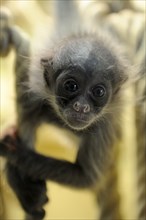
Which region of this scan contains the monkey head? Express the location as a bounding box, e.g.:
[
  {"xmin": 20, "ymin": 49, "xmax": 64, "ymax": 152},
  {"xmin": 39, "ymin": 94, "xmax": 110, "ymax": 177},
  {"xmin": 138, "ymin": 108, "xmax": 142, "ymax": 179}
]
[{"xmin": 39, "ymin": 35, "xmax": 129, "ymax": 130}]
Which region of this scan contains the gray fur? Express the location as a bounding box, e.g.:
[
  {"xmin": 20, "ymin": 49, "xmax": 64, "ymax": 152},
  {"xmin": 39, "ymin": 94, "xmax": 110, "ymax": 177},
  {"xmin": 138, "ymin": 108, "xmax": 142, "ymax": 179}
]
[{"xmin": 0, "ymin": 2, "xmax": 139, "ymax": 220}]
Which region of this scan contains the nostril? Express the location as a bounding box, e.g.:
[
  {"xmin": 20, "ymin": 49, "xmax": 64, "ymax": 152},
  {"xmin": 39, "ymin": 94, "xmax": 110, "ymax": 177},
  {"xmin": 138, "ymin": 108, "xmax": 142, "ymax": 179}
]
[
  {"xmin": 73, "ymin": 101, "xmax": 80, "ymax": 112},
  {"xmin": 83, "ymin": 104, "xmax": 90, "ymax": 113},
  {"xmin": 73, "ymin": 102, "xmax": 90, "ymax": 113}
]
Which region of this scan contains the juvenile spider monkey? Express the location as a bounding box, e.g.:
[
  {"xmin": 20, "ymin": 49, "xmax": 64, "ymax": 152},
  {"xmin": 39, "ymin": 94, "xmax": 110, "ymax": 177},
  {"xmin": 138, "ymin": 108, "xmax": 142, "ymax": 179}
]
[{"xmin": 0, "ymin": 1, "xmax": 138, "ymax": 220}]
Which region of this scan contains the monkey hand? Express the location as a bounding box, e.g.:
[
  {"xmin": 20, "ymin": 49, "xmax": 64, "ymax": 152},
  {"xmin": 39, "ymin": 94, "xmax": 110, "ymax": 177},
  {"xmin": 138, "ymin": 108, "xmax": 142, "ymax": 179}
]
[
  {"xmin": 0, "ymin": 127, "xmax": 47, "ymax": 172},
  {"xmin": 0, "ymin": 127, "xmax": 30, "ymax": 168},
  {"xmin": 0, "ymin": 7, "xmax": 13, "ymax": 57},
  {"xmin": 0, "ymin": 6, "xmax": 29, "ymax": 58},
  {"xmin": 0, "ymin": 126, "xmax": 23, "ymax": 160}
]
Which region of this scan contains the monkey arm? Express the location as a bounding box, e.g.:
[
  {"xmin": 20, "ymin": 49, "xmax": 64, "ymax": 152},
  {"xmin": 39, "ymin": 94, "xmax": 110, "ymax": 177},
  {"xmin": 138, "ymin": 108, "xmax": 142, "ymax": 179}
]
[
  {"xmin": 0, "ymin": 9, "xmax": 37, "ymax": 149},
  {"xmin": 0, "ymin": 134, "xmax": 100, "ymax": 188},
  {"xmin": 15, "ymin": 152, "xmax": 94, "ymax": 188},
  {"xmin": 0, "ymin": 9, "xmax": 49, "ymax": 219}
]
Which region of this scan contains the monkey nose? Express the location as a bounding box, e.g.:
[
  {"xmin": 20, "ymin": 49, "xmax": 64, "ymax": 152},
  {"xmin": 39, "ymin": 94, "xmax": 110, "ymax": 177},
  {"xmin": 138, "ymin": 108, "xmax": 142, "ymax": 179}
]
[{"xmin": 73, "ymin": 101, "xmax": 90, "ymax": 113}]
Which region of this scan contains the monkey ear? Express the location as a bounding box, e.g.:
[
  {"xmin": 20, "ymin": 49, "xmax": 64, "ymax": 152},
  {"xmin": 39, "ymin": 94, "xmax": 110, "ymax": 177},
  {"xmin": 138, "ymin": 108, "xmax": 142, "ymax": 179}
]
[
  {"xmin": 40, "ymin": 58, "xmax": 54, "ymax": 72},
  {"xmin": 40, "ymin": 58, "xmax": 54, "ymax": 87},
  {"xmin": 121, "ymin": 65, "xmax": 140, "ymax": 89},
  {"xmin": 113, "ymin": 75, "xmax": 128, "ymax": 94}
]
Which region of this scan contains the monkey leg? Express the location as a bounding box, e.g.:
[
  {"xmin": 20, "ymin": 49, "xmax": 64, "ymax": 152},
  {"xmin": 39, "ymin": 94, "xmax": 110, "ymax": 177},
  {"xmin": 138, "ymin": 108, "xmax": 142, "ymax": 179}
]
[
  {"xmin": 6, "ymin": 163, "xmax": 48, "ymax": 220},
  {"xmin": 0, "ymin": 132, "xmax": 49, "ymax": 220}
]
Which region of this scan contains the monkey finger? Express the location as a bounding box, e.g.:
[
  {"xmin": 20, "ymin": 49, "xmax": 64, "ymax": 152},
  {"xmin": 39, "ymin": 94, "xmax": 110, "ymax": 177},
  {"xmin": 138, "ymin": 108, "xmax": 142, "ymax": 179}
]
[
  {"xmin": 43, "ymin": 196, "xmax": 49, "ymax": 204},
  {"xmin": 0, "ymin": 137, "xmax": 17, "ymax": 157},
  {"xmin": 0, "ymin": 125, "xmax": 18, "ymax": 140},
  {"xmin": 0, "ymin": 32, "xmax": 11, "ymax": 57},
  {"xmin": 0, "ymin": 130, "xmax": 22, "ymax": 159},
  {"xmin": 27, "ymin": 208, "xmax": 45, "ymax": 220},
  {"xmin": 37, "ymin": 194, "xmax": 49, "ymax": 208},
  {"xmin": 0, "ymin": 141, "xmax": 9, "ymax": 156},
  {"xmin": 31, "ymin": 209, "xmax": 45, "ymax": 220}
]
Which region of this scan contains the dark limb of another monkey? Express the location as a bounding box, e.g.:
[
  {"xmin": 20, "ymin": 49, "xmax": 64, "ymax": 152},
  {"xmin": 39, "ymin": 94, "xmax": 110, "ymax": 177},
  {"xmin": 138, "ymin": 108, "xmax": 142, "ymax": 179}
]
[{"xmin": 0, "ymin": 9, "xmax": 48, "ymax": 220}]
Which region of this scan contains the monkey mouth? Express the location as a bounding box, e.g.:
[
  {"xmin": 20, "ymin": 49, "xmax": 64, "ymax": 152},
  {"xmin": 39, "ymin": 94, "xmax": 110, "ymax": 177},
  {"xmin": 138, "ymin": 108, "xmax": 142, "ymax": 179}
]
[{"xmin": 63, "ymin": 111, "xmax": 92, "ymax": 129}]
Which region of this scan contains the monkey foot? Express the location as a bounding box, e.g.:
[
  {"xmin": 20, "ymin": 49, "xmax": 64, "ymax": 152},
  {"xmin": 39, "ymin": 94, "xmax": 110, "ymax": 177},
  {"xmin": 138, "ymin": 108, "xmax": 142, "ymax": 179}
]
[{"xmin": 6, "ymin": 163, "xmax": 48, "ymax": 220}]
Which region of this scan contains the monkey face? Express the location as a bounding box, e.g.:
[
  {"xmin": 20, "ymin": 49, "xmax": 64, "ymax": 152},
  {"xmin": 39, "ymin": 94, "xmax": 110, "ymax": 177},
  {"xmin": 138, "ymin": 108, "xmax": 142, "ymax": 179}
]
[
  {"xmin": 41, "ymin": 36, "xmax": 128, "ymax": 130},
  {"xmin": 53, "ymin": 65, "xmax": 112, "ymax": 130}
]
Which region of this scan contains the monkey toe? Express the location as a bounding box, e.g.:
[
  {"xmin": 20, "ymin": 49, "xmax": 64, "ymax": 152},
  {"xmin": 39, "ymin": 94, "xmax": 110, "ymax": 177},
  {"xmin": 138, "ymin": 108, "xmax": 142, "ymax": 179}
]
[
  {"xmin": 25, "ymin": 209, "xmax": 45, "ymax": 220},
  {"xmin": 26, "ymin": 208, "xmax": 45, "ymax": 220}
]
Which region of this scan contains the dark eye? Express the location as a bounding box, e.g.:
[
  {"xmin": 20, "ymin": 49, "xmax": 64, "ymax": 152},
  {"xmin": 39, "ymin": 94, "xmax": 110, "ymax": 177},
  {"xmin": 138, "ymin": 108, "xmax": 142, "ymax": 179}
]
[
  {"xmin": 63, "ymin": 79, "xmax": 78, "ymax": 93},
  {"xmin": 92, "ymin": 85, "xmax": 106, "ymax": 98}
]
